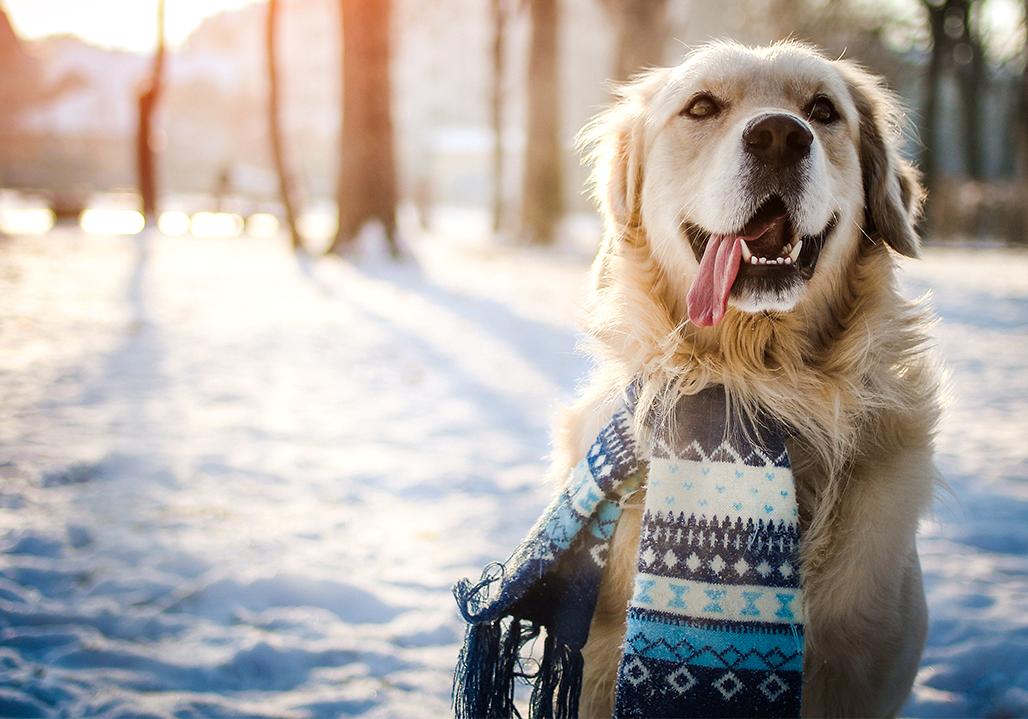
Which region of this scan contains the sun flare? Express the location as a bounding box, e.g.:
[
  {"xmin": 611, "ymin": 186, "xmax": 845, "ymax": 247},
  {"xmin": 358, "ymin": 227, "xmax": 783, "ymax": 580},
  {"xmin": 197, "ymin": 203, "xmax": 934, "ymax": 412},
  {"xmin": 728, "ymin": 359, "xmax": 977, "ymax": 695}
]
[{"xmin": 3, "ymin": 0, "xmax": 263, "ymax": 53}]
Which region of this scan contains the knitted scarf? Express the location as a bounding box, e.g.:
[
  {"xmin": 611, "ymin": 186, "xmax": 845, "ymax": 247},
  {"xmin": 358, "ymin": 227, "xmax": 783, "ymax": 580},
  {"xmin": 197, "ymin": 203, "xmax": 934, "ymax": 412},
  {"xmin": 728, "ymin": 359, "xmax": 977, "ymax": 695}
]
[{"xmin": 452, "ymin": 386, "xmax": 804, "ymax": 718}]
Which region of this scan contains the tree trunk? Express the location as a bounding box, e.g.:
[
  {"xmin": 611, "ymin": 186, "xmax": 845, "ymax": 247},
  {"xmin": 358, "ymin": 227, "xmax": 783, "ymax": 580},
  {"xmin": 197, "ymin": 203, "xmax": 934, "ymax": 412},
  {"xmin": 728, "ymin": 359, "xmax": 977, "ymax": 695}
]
[
  {"xmin": 490, "ymin": 0, "xmax": 508, "ymax": 234},
  {"xmin": 266, "ymin": 0, "xmax": 303, "ymax": 251},
  {"xmin": 521, "ymin": 0, "xmax": 563, "ymax": 245},
  {"xmin": 921, "ymin": 0, "xmax": 946, "ymax": 192},
  {"xmin": 610, "ymin": 0, "xmax": 668, "ymax": 82},
  {"xmin": 1021, "ymin": 0, "xmax": 1028, "ymax": 235},
  {"xmin": 958, "ymin": 0, "xmax": 985, "ymax": 180},
  {"xmin": 136, "ymin": 0, "xmax": 165, "ymax": 226},
  {"xmin": 329, "ymin": 0, "xmax": 399, "ymax": 257}
]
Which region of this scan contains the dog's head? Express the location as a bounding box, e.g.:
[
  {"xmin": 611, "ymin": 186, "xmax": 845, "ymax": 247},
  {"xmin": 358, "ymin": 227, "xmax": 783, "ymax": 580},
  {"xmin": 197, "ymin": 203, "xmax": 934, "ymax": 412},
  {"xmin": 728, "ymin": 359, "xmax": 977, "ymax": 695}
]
[{"xmin": 581, "ymin": 41, "xmax": 923, "ymax": 328}]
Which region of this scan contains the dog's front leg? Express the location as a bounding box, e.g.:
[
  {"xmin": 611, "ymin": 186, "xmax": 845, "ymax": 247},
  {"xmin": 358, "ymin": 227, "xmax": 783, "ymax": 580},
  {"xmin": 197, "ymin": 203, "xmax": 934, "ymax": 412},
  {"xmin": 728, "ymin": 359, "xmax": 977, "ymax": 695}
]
[
  {"xmin": 799, "ymin": 446, "xmax": 934, "ymax": 717},
  {"xmin": 580, "ymin": 502, "xmax": 643, "ymax": 718}
]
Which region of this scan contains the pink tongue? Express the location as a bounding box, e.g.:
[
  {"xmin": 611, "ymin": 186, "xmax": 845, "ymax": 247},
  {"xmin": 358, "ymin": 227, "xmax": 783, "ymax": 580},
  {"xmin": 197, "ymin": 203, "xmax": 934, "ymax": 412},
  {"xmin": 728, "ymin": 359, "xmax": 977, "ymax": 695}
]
[{"xmin": 687, "ymin": 235, "xmax": 744, "ymax": 327}]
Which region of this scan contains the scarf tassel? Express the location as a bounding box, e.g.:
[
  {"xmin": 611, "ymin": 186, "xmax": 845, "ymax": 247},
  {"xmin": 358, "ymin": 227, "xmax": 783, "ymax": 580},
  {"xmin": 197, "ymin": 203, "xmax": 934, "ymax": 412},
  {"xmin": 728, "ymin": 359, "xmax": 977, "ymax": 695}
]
[
  {"xmin": 452, "ymin": 569, "xmax": 522, "ymax": 719},
  {"xmin": 452, "ymin": 618, "xmax": 498, "ymax": 718},
  {"xmin": 452, "ymin": 618, "xmax": 583, "ymax": 719},
  {"xmin": 529, "ymin": 632, "xmax": 583, "ymax": 719}
]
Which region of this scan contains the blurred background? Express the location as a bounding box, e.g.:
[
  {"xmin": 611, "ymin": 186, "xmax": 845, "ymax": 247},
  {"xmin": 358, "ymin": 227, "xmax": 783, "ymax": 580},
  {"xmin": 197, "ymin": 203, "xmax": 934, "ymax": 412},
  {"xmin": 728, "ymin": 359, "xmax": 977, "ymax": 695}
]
[{"xmin": 0, "ymin": 1, "xmax": 1025, "ymax": 718}]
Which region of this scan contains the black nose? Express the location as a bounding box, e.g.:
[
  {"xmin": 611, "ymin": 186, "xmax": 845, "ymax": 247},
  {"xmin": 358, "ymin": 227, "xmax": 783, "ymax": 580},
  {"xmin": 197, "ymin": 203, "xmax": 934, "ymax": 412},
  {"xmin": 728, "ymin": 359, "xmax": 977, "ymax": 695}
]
[{"xmin": 742, "ymin": 113, "xmax": 813, "ymax": 168}]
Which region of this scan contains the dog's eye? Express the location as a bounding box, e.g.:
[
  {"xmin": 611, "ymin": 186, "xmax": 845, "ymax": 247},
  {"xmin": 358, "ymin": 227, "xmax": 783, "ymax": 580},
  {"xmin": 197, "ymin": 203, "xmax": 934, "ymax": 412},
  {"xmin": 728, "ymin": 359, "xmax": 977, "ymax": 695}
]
[
  {"xmin": 806, "ymin": 95, "xmax": 838, "ymax": 124},
  {"xmin": 682, "ymin": 94, "xmax": 721, "ymax": 119}
]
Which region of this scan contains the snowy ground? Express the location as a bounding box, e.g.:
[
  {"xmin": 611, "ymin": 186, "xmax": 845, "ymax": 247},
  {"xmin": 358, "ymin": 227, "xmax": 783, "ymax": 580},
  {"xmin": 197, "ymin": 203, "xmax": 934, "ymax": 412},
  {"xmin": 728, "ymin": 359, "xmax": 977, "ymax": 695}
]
[{"xmin": 0, "ymin": 217, "xmax": 1025, "ymax": 718}]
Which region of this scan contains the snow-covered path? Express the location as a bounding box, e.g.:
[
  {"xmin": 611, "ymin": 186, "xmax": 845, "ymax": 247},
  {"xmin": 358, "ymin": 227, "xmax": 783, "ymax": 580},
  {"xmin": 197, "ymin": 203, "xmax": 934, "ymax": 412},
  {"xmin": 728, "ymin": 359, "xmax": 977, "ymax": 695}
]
[{"xmin": 0, "ymin": 225, "xmax": 1025, "ymax": 718}]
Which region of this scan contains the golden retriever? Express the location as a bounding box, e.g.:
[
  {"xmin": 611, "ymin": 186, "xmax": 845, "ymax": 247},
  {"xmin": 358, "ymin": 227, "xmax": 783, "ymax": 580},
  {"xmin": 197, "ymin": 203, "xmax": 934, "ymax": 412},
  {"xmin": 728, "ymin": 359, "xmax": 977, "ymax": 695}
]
[{"xmin": 549, "ymin": 41, "xmax": 940, "ymax": 717}]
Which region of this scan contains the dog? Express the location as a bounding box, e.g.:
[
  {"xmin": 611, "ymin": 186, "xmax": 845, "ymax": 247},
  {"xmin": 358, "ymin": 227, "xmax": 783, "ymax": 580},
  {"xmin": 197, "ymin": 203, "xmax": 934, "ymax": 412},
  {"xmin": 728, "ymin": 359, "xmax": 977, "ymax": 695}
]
[{"xmin": 547, "ymin": 41, "xmax": 940, "ymax": 717}]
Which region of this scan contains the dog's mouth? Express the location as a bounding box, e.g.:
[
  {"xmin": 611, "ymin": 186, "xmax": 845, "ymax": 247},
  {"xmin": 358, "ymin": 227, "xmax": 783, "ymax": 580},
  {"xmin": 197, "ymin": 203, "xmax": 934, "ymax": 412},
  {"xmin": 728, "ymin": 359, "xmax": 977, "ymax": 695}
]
[{"xmin": 682, "ymin": 195, "xmax": 837, "ymax": 327}]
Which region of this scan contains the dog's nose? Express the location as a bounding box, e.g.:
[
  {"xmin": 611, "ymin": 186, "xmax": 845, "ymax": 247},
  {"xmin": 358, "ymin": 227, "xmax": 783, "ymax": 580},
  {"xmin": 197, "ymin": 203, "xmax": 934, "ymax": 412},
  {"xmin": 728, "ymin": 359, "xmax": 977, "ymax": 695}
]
[{"xmin": 742, "ymin": 113, "xmax": 813, "ymax": 167}]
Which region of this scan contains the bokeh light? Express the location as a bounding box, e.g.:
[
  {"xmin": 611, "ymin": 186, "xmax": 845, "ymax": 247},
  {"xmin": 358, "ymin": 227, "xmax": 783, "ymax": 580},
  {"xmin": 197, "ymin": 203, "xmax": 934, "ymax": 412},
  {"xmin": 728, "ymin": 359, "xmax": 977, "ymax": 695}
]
[
  {"xmin": 245, "ymin": 212, "xmax": 280, "ymax": 238},
  {"xmin": 0, "ymin": 207, "xmax": 55, "ymax": 235},
  {"xmin": 190, "ymin": 211, "xmax": 244, "ymax": 238},
  {"xmin": 158, "ymin": 210, "xmax": 192, "ymax": 236},
  {"xmin": 79, "ymin": 208, "xmax": 145, "ymax": 236}
]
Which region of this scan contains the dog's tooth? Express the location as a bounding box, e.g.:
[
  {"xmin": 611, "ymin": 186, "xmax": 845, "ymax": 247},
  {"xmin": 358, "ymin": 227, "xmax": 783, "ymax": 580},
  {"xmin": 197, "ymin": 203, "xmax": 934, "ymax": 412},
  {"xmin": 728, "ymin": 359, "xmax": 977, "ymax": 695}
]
[
  {"xmin": 784, "ymin": 257, "xmax": 792, "ymax": 265},
  {"xmin": 776, "ymin": 257, "xmax": 784, "ymax": 264},
  {"xmin": 788, "ymin": 240, "xmax": 803, "ymax": 262},
  {"xmin": 750, "ymin": 256, "xmax": 759, "ymax": 265},
  {"xmin": 740, "ymin": 241, "xmax": 752, "ymax": 261},
  {"xmin": 759, "ymin": 257, "xmax": 767, "ymax": 265}
]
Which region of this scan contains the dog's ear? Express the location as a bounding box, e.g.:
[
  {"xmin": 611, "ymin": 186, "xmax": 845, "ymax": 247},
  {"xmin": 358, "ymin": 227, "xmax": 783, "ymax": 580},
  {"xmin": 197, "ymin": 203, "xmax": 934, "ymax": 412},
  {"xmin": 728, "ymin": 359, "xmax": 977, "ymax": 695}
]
[
  {"xmin": 577, "ymin": 69, "xmax": 667, "ymax": 234},
  {"xmin": 840, "ymin": 62, "xmax": 925, "ymax": 258}
]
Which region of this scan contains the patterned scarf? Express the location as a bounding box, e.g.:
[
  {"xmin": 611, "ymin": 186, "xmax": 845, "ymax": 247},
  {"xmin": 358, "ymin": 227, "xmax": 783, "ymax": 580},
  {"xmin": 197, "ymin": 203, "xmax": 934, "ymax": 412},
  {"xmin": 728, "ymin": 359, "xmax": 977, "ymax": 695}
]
[{"xmin": 452, "ymin": 386, "xmax": 804, "ymax": 718}]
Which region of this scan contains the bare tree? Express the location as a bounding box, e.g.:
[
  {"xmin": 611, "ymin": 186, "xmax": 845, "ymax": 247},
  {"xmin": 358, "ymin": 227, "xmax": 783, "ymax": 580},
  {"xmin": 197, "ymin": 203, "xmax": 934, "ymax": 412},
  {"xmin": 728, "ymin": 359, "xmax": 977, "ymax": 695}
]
[
  {"xmin": 490, "ymin": 0, "xmax": 509, "ymax": 234},
  {"xmin": 956, "ymin": 0, "xmax": 986, "ymax": 180},
  {"xmin": 921, "ymin": 0, "xmax": 987, "ymax": 186},
  {"xmin": 1020, "ymin": 0, "xmax": 1028, "ymax": 230},
  {"xmin": 921, "ymin": 0, "xmax": 947, "ymax": 190},
  {"xmin": 602, "ymin": 0, "xmax": 669, "ymax": 82},
  {"xmin": 329, "ymin": 0, "xmax": 400, "ymax": 257},
  {"xmin": 136, "ymin": 0, "xmax": 166, "ymax": 226},
  {"xmin": 521, "ymin": 0, "xmax": 562, "ymax": 245},
  {"xmin": 266, "ymin": 0, "xmax": 303, "ymax": 250}
]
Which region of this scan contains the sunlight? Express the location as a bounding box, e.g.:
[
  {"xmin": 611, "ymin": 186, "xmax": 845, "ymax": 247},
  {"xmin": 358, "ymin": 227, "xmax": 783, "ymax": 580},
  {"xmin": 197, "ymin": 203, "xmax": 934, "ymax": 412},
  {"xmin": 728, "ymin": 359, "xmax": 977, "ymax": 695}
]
[
  {"xmin": 158, "ymin": 210, "xmax": 192, "ymax": 236},
  {"xmin": 0, "ymin": 207, "xmax": 55, "ymax": 236},
  {"xmin": 191, "ymin": 211, "xmax": 244, "ymax": 238},
  {"xmin": 79, "ymin": 209, "xmax": 146, "ymax": 236},
  {"xmin": 246, "ymin": 213, "xmax": 280, "ymax": 238},
  {"xmin": 3, "ymin": 0, "xmax": 264, "ymax": 53},
  {"xmin": 297, "ymin": 210, "xmax": 338, "ymax": 245}
]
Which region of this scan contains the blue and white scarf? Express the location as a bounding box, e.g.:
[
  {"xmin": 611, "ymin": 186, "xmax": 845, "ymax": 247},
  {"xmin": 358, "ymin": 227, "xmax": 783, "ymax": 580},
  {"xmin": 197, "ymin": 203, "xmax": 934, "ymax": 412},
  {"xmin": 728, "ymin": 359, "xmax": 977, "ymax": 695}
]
[{"xmin": 452, "ymin": 386, "xmax": 804, "ymax": 718}]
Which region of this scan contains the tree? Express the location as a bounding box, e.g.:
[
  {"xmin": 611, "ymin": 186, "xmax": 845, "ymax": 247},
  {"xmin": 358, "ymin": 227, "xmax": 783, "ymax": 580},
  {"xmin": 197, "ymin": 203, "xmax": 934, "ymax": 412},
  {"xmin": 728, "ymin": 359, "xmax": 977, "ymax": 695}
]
[
  {"xmin": 329, "ymin": 0, "xmax": 400, "ymax": 257},
  {"xmin": 921, "ymin": 0, "xmax": 947, "ymax": 190},
  {"xmin": 955, "ymin": 0, "xmax": 986, "ymax": 180},
  {"xmin": 490, "ymin": 0, "xmax": 509, "ymax": 234},
  {"xmin": 920, "ymin": 0, "xmax": 987, "ymax": 187},
  {"xmin": 521, "ymin": 0, "xmax": 563, "ymax": 245},
  {"xmin": 1020, "ymin": 0, "xmax": 1028, "ymax": 230},
  {"xmin": 136, "ymin": 0, "xmax": 166, "ymax": 226},
  {"xmin": 266, "ymin": 0, "xmax": 303, "ymax": 250},
  {"xmin": 602, "ymin": 0, "xmax": 669, "ymax": 82}
]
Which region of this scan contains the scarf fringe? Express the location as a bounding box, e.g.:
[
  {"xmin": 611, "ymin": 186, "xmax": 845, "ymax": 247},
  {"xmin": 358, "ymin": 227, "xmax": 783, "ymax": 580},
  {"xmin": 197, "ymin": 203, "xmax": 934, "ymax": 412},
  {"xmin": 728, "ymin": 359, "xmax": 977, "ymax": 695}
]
[
  {"xmin": 453, "ymin": 570, "xmax": 512, "ymax": 718},
  {"xmin": 452, "ymin": 618, "xmax": 583, "ymax": 719},
  {"xmin": 529, "ymin": 632, "xmax": 583, "ymax": 719},
  {"xmin": 453, "ymin": 573, "xmax": 583, "ymax": 719},
  {"xmin": 452, "ymin": 618, "xmax": 506, "ymax": 718}
]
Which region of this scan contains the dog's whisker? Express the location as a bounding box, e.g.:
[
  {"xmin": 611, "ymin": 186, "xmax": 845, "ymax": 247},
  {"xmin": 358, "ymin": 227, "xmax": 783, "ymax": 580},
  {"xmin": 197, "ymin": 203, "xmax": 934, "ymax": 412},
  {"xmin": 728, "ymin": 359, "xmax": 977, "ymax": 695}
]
[{"xmin": 850, "ymin": 216, "xmax": 877, "ymax": 245}]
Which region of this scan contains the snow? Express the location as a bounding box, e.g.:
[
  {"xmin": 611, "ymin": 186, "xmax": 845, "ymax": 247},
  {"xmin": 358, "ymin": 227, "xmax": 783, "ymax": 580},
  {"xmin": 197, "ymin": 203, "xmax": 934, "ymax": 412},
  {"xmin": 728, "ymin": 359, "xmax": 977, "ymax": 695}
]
[{"xmin": 0, "ymin": 220, "xmax": 1025, "ymax": 718}]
